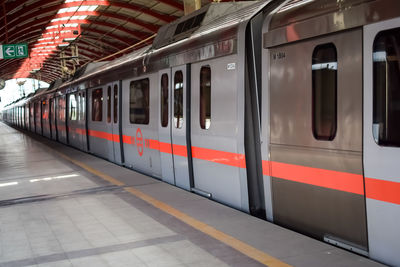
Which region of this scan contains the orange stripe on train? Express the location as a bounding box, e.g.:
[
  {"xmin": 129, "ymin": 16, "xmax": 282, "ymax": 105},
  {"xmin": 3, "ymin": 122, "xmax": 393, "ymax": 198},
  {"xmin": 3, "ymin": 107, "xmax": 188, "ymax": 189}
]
[
  {"xmin": 365, "ymin": 178, "xmax": 400, "ymax": 205},
  {"xmin": 191, "ymin": 146, "xmax": 246, "ymax": 168},
  {"xmin": 269, "ymin": 161, "xmax": 365, "ymax": 195},
  {"xmin": 53, "ymin": 127, "xmax": 400, "ymax": 205}
]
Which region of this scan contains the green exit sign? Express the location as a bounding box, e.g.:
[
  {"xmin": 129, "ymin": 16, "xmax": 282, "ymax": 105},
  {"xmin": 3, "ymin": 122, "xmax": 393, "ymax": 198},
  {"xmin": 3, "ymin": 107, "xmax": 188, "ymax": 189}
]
[{"xmin": 0, "ymin": 43, "xmax": 28, "ymax": 59}]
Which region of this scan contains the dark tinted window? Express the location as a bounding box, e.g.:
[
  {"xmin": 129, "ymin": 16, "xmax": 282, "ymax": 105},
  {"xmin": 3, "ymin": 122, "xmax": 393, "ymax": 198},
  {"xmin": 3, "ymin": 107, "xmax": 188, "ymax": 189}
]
[
  {"xmin": 174, "ymin": 71, "xmax": 183, "ymax": 129},
  {"xmin": 312, "ymin": 43, "xmax": 337, "ymax": 141},
  {"xmin": 58, "ymin": 97, "xmax": 66, "ymax": 122},
  {"xmin": 69, "ymin": 94, "xmax": 77, "ymax": 121},
  {"xmin": 130, "ymin": 79, "xmax": 149, "ymax": 124},
  {"xmin": 114, "ymin": 85, "xmax": 118, "ymax": 123},
  {"xmin": 92, "ymin": 89, "xmax": 103, "ymax": 122},
  {"xmin": 200, "ymin": 66, "xmax": 211, "ymax": 130},
  {"xmin": 373, "ymin": 28, "xmax": 400, "ymax": 147},
  {"xmin": 161, "ymin": 74, "xmax": 169, "ymax": 127},
  {"xmin": 107, "ymin": 86, "xmax": 111, "ymax": 123}
]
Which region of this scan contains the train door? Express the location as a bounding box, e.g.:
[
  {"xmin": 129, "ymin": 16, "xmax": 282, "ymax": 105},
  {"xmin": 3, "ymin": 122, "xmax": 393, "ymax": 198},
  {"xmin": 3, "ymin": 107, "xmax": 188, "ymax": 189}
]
[
  {"xmin": 21, "ymin": 106, "xmax": 25, "ymax": 129},
  {"xmin": 78, "ymin": 91, "xmax": 88, "ymax": 151},
  {"xmin": 42, "ymin": 99, "xmax": 51, "ymax": 138},
  {"xmin": 268, "ymin": 29, "xmax": 368, "ymax": 253},
  {"xmin": 67, "ymin": 93, "xmax": 80, "ymax": 148},
  {"xmin": 363, "ymin": 20, "xmax": 400, "ymax": 265},
  {"xmin": 29, "ymin": 103, "xmax": 35, "ymax": 132},
  {"xmin": 50, "ymin": 98, "xmax": 57, "ymax": 140},
  {"xmin": 105, "ymin": 82, "xmax": 122, "ymax": 164},
  {"xmin": 171, "ymin": 65, "xmax": 192, "ymax": 190},
  {"xmin": 158, "ymin": 69, "xmax": 175, "ymax": 185},
  {"xmin": 190, "ymin": 58, "xmax": 248, "ymax": 209},
  {"xmin": 88, "ymin": 87, "xmax": 109, "ymax": 158},
  {"xmin": 25, "ymin": 104, "xmax": 29, "ymax": 130},
  {"xmin": 57, "ymin": 96, "xmax": 68, "ymax": 144},
  {"xmin": 35, "ymin": 101, "xmax": 42, "ymax": 135}
]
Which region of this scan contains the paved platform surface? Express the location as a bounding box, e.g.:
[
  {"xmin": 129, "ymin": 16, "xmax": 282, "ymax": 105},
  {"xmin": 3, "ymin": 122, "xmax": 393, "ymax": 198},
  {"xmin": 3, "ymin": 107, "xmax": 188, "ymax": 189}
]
[{"xmin": 0, "ymin": 122, "xmax": 386, "ymax": 267}]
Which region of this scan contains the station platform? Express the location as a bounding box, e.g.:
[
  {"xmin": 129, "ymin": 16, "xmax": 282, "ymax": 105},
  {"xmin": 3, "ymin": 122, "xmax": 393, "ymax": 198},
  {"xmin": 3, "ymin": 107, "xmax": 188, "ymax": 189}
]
[{"xmin": 0, "ymin": 122, "xmax": 385, "ymax": 267}]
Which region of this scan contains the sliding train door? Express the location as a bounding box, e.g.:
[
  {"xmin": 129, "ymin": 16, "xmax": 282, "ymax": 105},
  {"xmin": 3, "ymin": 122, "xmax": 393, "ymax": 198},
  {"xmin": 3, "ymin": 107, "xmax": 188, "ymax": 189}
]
[
  {"xmin": 363, "ymin": 19, "xmax": 400, "ymax": 265},
  {"xmin": 158, "ymin": 69, "xmax": 175, "ymax": 185},
  {"xmin": 190, "ymin": 57, "xmax": 248, "ymax": 210},
  {"xmin": 170, "ymin": 65, "xmax": 192, "ymax": 190},
  {"xmin": 105, "ymin": 81, "xmax": 122, "ymax": 164},
  {"xmin": 268, "ymin": 29, "xmax": 368, "ymax": 253}
]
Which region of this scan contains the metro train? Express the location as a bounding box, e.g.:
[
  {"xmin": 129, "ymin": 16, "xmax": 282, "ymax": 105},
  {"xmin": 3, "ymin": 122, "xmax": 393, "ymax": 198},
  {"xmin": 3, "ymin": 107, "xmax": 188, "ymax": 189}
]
[{"xmin": 2, "ymin": 0, "xmax": 400, "ymax": 265}]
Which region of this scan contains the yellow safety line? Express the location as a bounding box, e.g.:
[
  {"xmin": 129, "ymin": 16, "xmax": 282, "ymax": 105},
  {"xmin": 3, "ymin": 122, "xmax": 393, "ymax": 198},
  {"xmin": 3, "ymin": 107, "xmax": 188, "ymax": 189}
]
[{"xmin": 53, "ymin": 148, "xmax": 291, "ymax": 267}]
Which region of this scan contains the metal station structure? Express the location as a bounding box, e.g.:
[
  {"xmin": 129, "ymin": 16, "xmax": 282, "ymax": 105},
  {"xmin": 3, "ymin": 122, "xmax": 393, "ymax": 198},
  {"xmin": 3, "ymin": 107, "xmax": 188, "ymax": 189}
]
[{"xmin": 0, "ymin": 0, "xmax": 218, "ymax": 83}]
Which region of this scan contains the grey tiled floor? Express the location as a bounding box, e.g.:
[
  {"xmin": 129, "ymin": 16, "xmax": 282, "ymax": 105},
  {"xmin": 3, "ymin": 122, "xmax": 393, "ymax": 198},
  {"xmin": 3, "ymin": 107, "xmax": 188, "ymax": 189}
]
[
  {"xmin": 0, "ymin": 123, "xmax": 386, "ymax": 267},
  {"xmin": 0, "ymin": 124, "xmax": 257, "ymax": 267}
]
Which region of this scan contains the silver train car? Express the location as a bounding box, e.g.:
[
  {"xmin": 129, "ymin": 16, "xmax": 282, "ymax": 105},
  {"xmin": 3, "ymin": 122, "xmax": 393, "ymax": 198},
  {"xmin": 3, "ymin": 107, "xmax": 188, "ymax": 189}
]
[{"xmin": 3, "ymin": 0, "xmax": 400, "ymax": 265}]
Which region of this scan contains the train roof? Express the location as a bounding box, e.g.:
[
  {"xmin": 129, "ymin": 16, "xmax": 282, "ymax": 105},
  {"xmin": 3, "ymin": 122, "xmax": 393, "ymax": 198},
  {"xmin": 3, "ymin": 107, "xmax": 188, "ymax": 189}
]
[
  {"xmin": 265, "ymin": 0, "xmax": 400, "ymax": 47},
  {"xmin": 58, "ymin": 0, "xmax": 274, "ymax": 89}
]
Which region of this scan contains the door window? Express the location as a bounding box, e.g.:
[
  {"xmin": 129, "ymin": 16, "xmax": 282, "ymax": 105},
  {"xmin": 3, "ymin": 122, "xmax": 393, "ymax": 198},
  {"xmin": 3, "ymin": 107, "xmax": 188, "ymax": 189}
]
[
  {"xmin": 107, "ymin": 86, "xmax": 111, "ymax": 123},
  {"xmin": 200, "ymin": 66, "xmax": 211, "ymax": 130},
  {"xmin": 114, "ymin": 85, "xmax": 118, "ymax": 123},
  {"xmin": 161, "ymin": 74, "xmax": 169, "ymax": 127},
  {"xmin": 130, "ymin": 78, "xmax": 149, "ymax": 124},
  {"xmin": 312, "ymin": 43, "xmax": 337, "ymax": 141},
  {"xmin": 92, "ymin": 89, "xmax": 103, "ymax": 122},
  {"xmin": 373, "ymin": 27, "xmax": 400, "ymax": 146},
  {"xmin": 69, "ymin": 94, "xmax": 77, "ymax": 121},
  {"xmin": 174, "ymin": 71, "xmax": 183, "ymax": 129}
]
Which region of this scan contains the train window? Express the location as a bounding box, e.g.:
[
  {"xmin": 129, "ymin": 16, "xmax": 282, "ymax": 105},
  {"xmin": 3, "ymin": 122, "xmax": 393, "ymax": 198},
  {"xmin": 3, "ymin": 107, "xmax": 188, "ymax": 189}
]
[
  {"xmin": 92, "ymin": 89, "xmax": 103, "ymax": 122},
  {"xmin": 69, "ymin": 94, "xmax": 77, "ymax": 121},
  {"xmin": 161, "ymin": 74, "xmax": 169, "ymax": 127},
  {"xmin": 81, "ymin": 93, "xmax": 85, "ymax": 121},
  {"xmin": 130, "ymin": 78, "xmax": 149, "ymax": 124},
  {"xmin": 373, "ymin": 28, "xmax": 400, "ymax": 147},
  {"xmin": 113, "ymin": 85, "xmax": 118, "ymax": 123},
  {"xmin": 107, "ymin": 86, "xmax": 111, "ymax": 123},
  {"xmin": 200, "ymin": 66, "xmax": 211, "ymax": 130},
  {"xmin": 174, "ymin": 71, "xmax": 184, "ymax": 129},
  {"xmin": 77, "ymin": 94, "xmax": 82, "ymax": 121},
  {"xmin": 312, "ymin": 43, "xmax": 337, "ymax": 141}
]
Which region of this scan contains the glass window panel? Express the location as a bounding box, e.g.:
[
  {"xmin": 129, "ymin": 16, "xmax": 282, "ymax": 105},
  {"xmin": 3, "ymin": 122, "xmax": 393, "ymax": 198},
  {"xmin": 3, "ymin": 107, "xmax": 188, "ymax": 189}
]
[
  {"xmin": 92, "ymin": 88, "xmax": 103, "ymax": 122},
  {"xmin": 69, "ymin": 94, "xmax": 77, "ymax": 121},
  {"xmin": 114, "ymin": 85, "xmax": 118, "ymax": 123},
  {"xmin": 200, "ymin": 66, "xmax": 211, "ymax": 130},
  {"xmin": 107, "ymin": 86, "xmax": 111, "ymax": 123},
  {"xmin": 174, "ymin": 71, "xmax": 183, "ymax": 129},
  {"xmin": 161, "ymin": 74, "xmax": 169, "ymax": 127},
  {"xmin": 130, "ymin": 79, "xmax": 149, "ymax": 124},
  {"xmin": 312, "ymin": 43, "xmax": 337, "ymax": 141},
  {"xmin": 373, "ymin": 28, "xmax": 400, "ymax": 147}
]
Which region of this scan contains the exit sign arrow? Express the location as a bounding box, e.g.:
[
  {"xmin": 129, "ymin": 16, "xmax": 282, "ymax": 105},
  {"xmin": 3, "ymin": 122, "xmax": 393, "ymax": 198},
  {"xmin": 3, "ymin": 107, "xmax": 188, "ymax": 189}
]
[
  {"xmin": 5, "ymin": 46, "xmax": 15, "ymax": 57},
  {"xmin": 0, "ymin": 43, "xmax": 28, "ymax": 59}
]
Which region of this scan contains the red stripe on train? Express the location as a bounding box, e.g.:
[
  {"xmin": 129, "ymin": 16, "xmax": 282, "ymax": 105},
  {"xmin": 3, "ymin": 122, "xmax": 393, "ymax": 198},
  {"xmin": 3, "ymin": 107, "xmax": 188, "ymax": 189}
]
[
  {"xmin": 268, "ymin": 161, "xmax": 365, "ymax": 195},
  {"xmin": 191, "ymin": 146, "xmax": 246, "ymax": 168},
  {"xmin": 54, "ymin": 127, "xmax": 400, "ymax": 205},
  {"xmin": 365, "ymin": 178, "xmax": 400, "ymax": 205}
]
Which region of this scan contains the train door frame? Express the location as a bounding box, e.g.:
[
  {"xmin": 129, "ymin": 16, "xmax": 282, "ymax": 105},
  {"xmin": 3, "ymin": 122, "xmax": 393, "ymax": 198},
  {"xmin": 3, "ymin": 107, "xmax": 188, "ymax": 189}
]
[
  {"xmin": 67, "ymin": 92, "xmax": 79, "ymax": 148},
  {"xmin": 158, "ymin": 68, "xmax": 175, "ymax": 185},
  {"xmin": 267, "ymin": 28, "xmax": 368, "ymax": 253},
  {"xmin": 25, "ymin": 104, "xmax": 29, "ymax": 130},
  {"xmin": 48, "ymin": 97, "xmax": 53, "ymax": 138},
  {"xmin": 49, "ymin": 97, "xmax": 58, "ymax": 141},
  {"xmin": 105, "ymin": 81, "xmax": 122, "ymax": 164},
  {"xmin": 363, "ymin": 18, "xmax": 400, "ymax": 265},
  {"xmin": 171, "ymin": 64, "xmax": 193, "ymax": 190},
  {"xmin": 30, "ymin": 102, "xmax": 35, "ymax": 132},
  {"xmin": 78, "ymin": 90, "xmax": 88, "ymax": 152}
]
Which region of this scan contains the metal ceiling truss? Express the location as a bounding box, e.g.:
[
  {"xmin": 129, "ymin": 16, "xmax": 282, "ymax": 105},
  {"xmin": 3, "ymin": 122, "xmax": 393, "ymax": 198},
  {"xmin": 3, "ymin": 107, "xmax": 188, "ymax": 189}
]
[{"xmin": 0, "ymin": 0, "xmax": 185, "ymax": 82}]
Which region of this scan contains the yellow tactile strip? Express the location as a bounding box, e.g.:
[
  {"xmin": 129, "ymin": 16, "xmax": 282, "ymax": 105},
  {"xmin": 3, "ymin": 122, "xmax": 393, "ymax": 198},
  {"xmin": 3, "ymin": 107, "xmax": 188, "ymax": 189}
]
[{"xmin": 54, "ymin": 148, "xmax": 291, "ymax": 267}]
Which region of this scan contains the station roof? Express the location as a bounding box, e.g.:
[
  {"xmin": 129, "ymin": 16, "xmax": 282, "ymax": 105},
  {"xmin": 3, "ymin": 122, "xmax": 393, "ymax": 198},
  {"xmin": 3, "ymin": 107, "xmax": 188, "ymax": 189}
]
[{"xmin": 0, "ymin": 0, "xmax": 185, "ymax": 83}]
